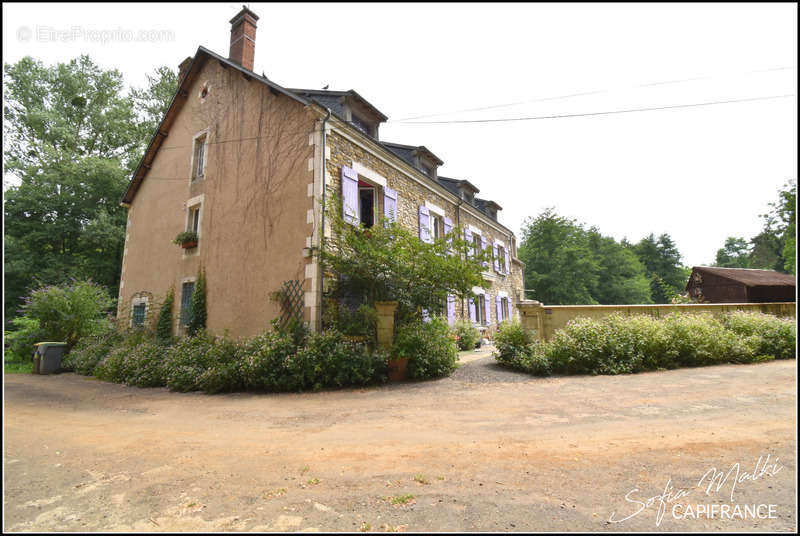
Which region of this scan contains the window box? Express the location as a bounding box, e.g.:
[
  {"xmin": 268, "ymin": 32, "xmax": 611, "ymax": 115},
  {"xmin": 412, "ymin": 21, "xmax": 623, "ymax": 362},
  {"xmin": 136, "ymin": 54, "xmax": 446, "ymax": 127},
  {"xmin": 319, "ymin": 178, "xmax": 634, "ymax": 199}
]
[{"xmin": 173, "ymin": 231, "xmax": 199, "ymax": 249}]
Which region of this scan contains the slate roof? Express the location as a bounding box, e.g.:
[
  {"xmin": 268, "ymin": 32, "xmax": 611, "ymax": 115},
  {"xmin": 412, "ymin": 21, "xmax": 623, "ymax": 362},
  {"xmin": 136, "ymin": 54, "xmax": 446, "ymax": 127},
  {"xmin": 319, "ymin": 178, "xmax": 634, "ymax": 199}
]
[{"xmin": 689, "ymin": 267, "xmax": 796, "ymax": 287}]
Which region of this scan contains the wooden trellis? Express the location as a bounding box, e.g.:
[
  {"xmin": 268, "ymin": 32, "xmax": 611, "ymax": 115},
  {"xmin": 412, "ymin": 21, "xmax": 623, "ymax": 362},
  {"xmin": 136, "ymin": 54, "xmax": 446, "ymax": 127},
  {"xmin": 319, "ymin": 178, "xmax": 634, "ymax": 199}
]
[{"xmin": 277, "ymin": 279, "xmax": 304, "ymax": 329}]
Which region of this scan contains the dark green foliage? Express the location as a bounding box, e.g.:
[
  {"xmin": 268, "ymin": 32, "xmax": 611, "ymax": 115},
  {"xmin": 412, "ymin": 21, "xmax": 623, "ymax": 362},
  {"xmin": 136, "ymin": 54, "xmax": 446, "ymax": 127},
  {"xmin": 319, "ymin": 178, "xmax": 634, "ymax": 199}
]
[
  {"xmin": 518, "ymin": 209, "xmax": 652, "ymax": 305},
  {"xmin": 21, "ymin": 280, "xmax": 114, "ymax": 350},
  {"xmin": 162, "ymin": 330, "xmax": 217, "ymax": 392},
  {"xmin": 393, "ymin": 317, "xmax": 458, "ymax": 379},
  {"xmin": 187, "ymin": 269, "xmax": 207, "ymax": 337},
  {"xmin": 321, "ymin": 193, "xmax": 488, "ymax": 325},
  {"xmin": 156, "ymin": 288, "xmax": 174, "ymax": 344},
  {"xmin": 452, "ymin": 320, "xmax": 480, "ymax": 351},
  {"xmin": 62, "ymin": 327, "xmax": 123, "ymax": 375},
  {"xmin": 3, "ymin": 56, "xmax": 176, "ymax": 327},
  {"xmin": 493, "ymin": 312, "xmax": 795, "ymax": 377},
  {"xmin": 631, "ymin": 234, "xmax": 687, "ymax": 303},
  {"xmin": 286, "ymin": 331, "xmax": 388, "ymax": 391},
  {"xmin": 238, "ymin": 331, "xmax": 300, "ymax": 391},
  {"xmin": 715, "ymin": 237, "xmax": 751, "ymax": 268},
  {"xmin": 3, "ymin": 316, "xmax": 45, "ymax": 363},
  {"xmin": 122, "ymin": 341, "xmax": 169, "ymax": 387}
]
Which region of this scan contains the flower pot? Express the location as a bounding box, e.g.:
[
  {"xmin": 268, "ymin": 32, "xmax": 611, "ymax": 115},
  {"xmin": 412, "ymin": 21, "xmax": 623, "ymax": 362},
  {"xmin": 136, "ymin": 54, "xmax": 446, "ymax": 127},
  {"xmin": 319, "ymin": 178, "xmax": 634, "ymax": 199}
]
[
  {"xmin": 387, "ymin": 357, "xmax": 409, "ymax": 381},
  {"xmin": 181, "ymin": 240, "xmax": 198, "ymax": 249}
]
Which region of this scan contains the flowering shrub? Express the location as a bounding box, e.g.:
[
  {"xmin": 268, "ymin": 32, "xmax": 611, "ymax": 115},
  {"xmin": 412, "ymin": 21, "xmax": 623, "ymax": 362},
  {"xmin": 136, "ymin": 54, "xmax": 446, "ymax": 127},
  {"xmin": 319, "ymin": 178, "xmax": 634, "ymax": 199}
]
[
  {"xmin": 452, "ymin": 320, "xmax": 480, "ymax": 351},
  {"xmin": 393, "ymin": 317, "xmax": 458, "ymax": 379},
  {"xmin": 63, "ymin": 327, "xmax": 123, "ymax": 375},
  {"xmin": 494, "ymin": 312, "xmax": 796, "ymax": 377}
]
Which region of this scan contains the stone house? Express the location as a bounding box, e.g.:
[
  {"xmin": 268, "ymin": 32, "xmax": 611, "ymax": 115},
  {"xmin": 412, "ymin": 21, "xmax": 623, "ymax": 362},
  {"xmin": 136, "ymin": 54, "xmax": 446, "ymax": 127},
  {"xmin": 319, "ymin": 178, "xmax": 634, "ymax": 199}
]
[{"xmin": 118, "ymin": 7, "xmax": 524, "ymax": 338}]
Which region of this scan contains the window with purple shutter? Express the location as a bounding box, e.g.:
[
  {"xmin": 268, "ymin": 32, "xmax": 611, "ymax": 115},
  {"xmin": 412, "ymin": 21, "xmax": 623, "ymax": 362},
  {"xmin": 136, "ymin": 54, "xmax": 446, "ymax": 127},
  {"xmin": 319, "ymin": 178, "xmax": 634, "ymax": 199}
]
[
  {"xmin": 341, "ymin": 166, "xmax": 359, "ymax": 225},
  {"xmin": 504, "ymin": 249, "xmax": 510, "ymax": 274},
  {"xmin": 418, "ymin": 205, "xmax": 431, "ymax": 243},
  {"xmin": 492, "ymin": 243, "xmax": 499, "ymax": 272},
  {"xmin": 507, "ymin": 298, "xmax": 513, "ymax": 322},
  {"xmin": 496, "ymin": 295, "xmax": 502, "ymax": 323},
  {"xmin": 484, "ymin": 293, "xmax": 491, "ymax": 325},
  {"xmin": 468, "ymin": 298, "xmax": 476, "ymax": 322},
  {"xmin": 480, "ymin": 235, "xmax": 487, "ymax": 268},
  {"xmin": 383, "ymin": 187, "xmax": 397, "ymax": 225},
  {"xmin": 447, "ymin": 294, "xmax": 455, "ymax": 326},
  {"xmin": 464, "ymin": 228, "xmax": 472, "ymax": 257}
]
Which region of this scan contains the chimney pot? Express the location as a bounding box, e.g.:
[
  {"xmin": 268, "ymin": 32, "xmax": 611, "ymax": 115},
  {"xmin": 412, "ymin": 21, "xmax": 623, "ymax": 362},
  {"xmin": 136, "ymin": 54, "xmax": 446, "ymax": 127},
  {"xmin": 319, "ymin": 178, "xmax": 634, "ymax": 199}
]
[
  {"xmin": 178, "ymin": 56, "xmax": 193, "ymax": 83},
  {"xmin": 229, "ymin": 6, "xmax": 259, "ymax": 71}
]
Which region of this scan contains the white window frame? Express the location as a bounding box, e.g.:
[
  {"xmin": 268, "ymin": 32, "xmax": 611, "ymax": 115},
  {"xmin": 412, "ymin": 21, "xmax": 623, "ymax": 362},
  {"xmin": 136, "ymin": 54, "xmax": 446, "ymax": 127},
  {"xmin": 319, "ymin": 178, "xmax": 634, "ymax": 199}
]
[
  {"xmin": 357, "ymin": 184, "xmax": 377, "ymax": 228},
  {"xmin": 130, "ymin": 296, "xmax": 149, "ymax": 328},
  {"xmin": 183, "ymin": 195, "xmax": 204, "ymax": 257},
  {"xmin": 190, "ymin": 129, "xmax": 209, "ymax": 182}
]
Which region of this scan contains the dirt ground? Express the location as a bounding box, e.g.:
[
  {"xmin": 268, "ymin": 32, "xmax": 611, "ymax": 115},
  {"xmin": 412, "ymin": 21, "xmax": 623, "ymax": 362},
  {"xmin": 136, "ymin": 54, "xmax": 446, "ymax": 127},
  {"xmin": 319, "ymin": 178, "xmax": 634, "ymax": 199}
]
[{"xmin": 3, "ymin": 348, "xmax": 797, "ymax": 532}]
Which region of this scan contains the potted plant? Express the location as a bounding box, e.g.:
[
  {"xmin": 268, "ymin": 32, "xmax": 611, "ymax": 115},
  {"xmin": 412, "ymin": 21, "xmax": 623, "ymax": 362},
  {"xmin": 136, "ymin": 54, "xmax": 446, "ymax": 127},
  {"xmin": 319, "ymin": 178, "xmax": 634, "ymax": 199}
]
[
  {"xmin": 173, "ymin": 231, "xmax": 198, "ymax": 249},
  {"xmin": 387, "ymin": 355, "xmax": 409, "ymax": 381}
]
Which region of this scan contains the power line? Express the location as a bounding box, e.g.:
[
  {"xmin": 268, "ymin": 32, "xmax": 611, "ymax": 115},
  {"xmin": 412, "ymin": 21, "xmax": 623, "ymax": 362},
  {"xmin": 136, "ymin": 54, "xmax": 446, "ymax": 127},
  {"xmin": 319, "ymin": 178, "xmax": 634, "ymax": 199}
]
[
  {"xmin": 392, "ymin": 65, "xmax": 797, "ymax": 122},
  {"xmin": 393, "ymin": 93, "xmax": 796, "ymax": 124}
]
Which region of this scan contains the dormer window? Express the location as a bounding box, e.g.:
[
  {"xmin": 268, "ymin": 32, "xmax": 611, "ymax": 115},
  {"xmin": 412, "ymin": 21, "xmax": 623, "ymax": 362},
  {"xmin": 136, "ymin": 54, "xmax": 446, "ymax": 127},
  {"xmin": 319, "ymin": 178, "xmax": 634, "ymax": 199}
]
[
  {"xmin": 462, "ymin": 191, "xmax": 474, "ymax": 204},
  {"xmin": 420, "ymin": 163, "xmax": 433, "ymax": 177},
  {"xmin": 351, "ymin": 114, "xmax": 372, "ymax": 136}
]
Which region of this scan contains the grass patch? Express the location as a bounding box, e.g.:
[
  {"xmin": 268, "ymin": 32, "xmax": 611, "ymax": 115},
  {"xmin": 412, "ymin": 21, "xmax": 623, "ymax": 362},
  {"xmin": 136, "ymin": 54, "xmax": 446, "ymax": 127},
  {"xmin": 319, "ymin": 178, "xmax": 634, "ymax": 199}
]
[
  {"xmin": 390, "ymin": 494, "xmax": 415, "ymax": 505},
  {"xmin": 412, "ymin": 474, "xmax": 429, "ymax": 485},
  {"xmin": 306, "ymin": 478, "xmax": 320, "ymax": 486},
  {"xmin": 4, "ymin": 360, "xmax": 33, "ymax": 374}
]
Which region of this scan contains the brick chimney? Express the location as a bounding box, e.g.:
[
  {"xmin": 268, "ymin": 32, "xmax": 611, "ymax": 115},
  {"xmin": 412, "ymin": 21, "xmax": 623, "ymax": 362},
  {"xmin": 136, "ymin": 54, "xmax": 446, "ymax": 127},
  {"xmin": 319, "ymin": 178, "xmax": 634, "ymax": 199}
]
[{"xmin": 229, "ymin": 6, "xmax": 259, "ymax": 71}]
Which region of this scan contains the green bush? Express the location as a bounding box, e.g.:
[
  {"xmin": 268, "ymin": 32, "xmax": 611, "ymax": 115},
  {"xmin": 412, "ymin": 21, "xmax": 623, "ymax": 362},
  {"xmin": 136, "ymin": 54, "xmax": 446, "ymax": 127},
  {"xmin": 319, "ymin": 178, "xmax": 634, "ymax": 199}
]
[
  {"xmin": 93, "ymin": 346, "xmax": 129, "ymax": 382},
  {"xmin": 493, "ymin": 322, "xmax": 536, "ymax": 366},
  {"xmin": 163, "ymin": 330, "xmax": 217, "ymax": 392},
  {"xmin": 123, "ymin": 341, "xmax": 169, "ymax": 387},
  {"xmin": 721, "ymin": 311, "xmax": 796, "ymax": 360},
  {"xmin": 393, "ymin": 317, "xmax": 458, "ymax": 379},
  {"xmin": 452, "ymin": 320, "xmax": 480, "ymax": 351},
  {"xmin": 195, "ymin": 337, "xmax": 243, "ymax": 394},
  {"xmin": 238, "ymin": 331, "xmax": 298, "ymax": 391},
  {"xmin": 22, "ymin": 280, "xmax": 114, "ymax": 350},
  {"xmin": 187, "ymin": 269, "xmax": 207, "ymax": 337},
  {"xmin": 64, "ymin": 327, "xmax": 123, "ymax": 375},
  {"xmin": 497, "ymin": 312, "xmax": 796, "ymax": 377},
  {"xmin": 287, "ymin": 330, "xmax": 387, "ymax": 391},
  {"xmin": 156, "ymin": 288, "xmax": 174, "ymax": 345},
  {"xmin": 4, "ymin": 316, "xmax": 45, "ymax": 363}
]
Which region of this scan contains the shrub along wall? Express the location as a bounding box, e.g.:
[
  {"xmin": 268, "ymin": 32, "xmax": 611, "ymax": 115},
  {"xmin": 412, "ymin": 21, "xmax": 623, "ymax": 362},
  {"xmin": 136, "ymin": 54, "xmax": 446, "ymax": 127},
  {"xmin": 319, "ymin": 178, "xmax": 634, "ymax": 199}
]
[
  {"xmin": 494, "ymin": 311, "xmax": 796, "ymax": 377},
  {"xmin": 62, "ymin": 316, "xmax": 459, "ymax": 394}
]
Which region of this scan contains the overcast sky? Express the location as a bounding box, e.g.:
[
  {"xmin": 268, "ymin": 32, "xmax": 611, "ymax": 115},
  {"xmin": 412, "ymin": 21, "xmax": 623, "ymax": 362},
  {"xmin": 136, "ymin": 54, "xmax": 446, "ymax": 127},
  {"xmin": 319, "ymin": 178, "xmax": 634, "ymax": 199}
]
[{"xmin": 3, "ymin": 2, "xmax": 797, "ymax": 267}]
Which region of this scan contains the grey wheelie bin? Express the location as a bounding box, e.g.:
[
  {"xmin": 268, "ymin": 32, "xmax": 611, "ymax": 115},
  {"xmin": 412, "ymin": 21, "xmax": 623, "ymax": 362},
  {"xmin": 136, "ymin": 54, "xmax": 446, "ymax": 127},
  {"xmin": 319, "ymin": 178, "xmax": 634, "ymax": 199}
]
[{"xmin": 32, "ymin": 342, "xmax": 68, "ymax": 374}]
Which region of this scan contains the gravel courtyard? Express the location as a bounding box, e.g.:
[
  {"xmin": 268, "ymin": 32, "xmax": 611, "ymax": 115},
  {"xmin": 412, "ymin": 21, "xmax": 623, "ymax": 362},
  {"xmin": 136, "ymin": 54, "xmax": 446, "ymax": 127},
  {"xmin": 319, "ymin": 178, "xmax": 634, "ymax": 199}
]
[{"xmin": 3, "ymin": 349, "xmax": 796, "ymax": 532}]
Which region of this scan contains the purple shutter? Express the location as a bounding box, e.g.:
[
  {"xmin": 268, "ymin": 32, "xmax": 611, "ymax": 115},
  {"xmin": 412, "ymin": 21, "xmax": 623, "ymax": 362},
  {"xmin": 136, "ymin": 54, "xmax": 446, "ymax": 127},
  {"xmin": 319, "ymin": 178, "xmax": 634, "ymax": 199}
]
[
  {"xmin": 418, "ymin": 205, "xmax": 431, "ymax": 243},
  {"xmin": 480, "ymin": 235, "xmax": 488, "ymax": 268},
  {"xmin": 492, "ymin": 243, "xmax": 499, "ymax": 272},
  {"xmin": 496, "ymin": 295, "xmax": 502, "ymax": 323},
  {"xmin": 507, "ymin": 298, "xmax": 513, "ymax": 322},
  {"xmin": 504, "ymin": 248, "xmax": 510, "ymax": 274},
  {"xmin": 384, "ymin": 187, "xmax": 397, "ymax": 225},
  {"xmin": 484, "ymin": 294, "xmax": 491, "ymax": 325},
  {"xmin": 341, "ymin": 166, "xmax": 358, "ymax": 225},
  {"xmin": 464, "ymin": 228, "xmax": 473, "ymax": 257},
  {"xmin": 468, "ymin": 298, "xmax": 476, "ymax": 322},
  {"xmin": 447, "ymin": 294, "xmax": 455, "ymax": 326},
  {"xmin": 422, "ymin": 307, "xmax": 430, "ymax": 323}
]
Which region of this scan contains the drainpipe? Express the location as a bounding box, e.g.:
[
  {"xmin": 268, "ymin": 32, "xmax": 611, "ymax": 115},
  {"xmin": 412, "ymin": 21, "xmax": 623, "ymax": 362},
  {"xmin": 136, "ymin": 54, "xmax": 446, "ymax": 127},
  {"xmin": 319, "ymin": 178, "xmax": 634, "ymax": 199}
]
[
  {"xmin": 455, "ymin": 199, "xmax": 464, "ymax": 318},
  {"xmin": 317, "ymin": 107, "xmax": 332, "ymax": 331}
]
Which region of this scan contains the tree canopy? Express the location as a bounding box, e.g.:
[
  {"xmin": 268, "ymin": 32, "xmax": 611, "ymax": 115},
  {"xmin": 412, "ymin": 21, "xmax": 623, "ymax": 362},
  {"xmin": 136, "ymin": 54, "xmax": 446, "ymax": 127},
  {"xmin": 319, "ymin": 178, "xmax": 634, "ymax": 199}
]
[{"xmin": 3, "ymin": 55, "xmax": 177, "ymax": 325}]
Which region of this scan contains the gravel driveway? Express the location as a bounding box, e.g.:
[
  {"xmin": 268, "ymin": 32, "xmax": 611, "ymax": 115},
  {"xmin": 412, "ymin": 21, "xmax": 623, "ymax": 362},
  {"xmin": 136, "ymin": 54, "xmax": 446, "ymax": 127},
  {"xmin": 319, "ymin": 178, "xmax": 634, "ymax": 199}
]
[{"xmin": 3, "ymin": 351, "xmax": 796, "ymax": 532}]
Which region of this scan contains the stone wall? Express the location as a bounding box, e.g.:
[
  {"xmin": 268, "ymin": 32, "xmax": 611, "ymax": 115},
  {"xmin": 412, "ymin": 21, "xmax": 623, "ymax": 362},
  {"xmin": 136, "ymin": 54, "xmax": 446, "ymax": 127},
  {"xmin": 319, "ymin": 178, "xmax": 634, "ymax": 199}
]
[
  {"xmin": 324, "ymin": 128, "xmax": 523, "ymax": 334},
  {"xmin": 517, "ymin": 300, "xmax": 797, "ymax": 341}
]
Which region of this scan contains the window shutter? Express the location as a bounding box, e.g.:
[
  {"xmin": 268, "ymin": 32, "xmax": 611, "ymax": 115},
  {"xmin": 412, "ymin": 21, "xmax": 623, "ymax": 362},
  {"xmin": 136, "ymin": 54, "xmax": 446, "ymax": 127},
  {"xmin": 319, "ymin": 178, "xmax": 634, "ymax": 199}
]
[
  {"xmin": 341, "ymin": 166, "xmax": 359, "ymax": 225},
  {"xmin": 464, "ymin": 228, "xmax": 473, "ymax": 257},
  {"xmin": 422, "ymin": 307, "xmax": 430, "ymax": 323},
  {"xmin": 507, "ymin": 298, "xmax": 513, "ymax": 322},
  {"xmin": 492, "ymin": 243, "xmax": 499, "ymax": 272},
  {"xmin": 496, "ymin": 295, "xmax": 502, "ymax": 323},
  {"xmin": 480, "ymin": 235, "xmax": 488, "ymax": 268},
  {"xmin": 504, "ymin": 249, "xmax": 510, "ymax": 274},
  {"xmin": 383, "ymin": 186, "xmax": 397, "ymax": 225},
  {"xmin": 447, "ymin": 294, "xmax": 455, "ymax": 326},
  {"xmin": 444, "ymin": 217, "xmax": 453, "ymax": 253},
  {"xmin": 418, "ymin": 205, "xmax": 431, "ymax": 243},
  {"xmin": 468, "ymin": 298, "xmax": 476, "ymax": 322},
  {"xmin": 484, "ymin": 293, "xmax": 491, "ymax": 325}
]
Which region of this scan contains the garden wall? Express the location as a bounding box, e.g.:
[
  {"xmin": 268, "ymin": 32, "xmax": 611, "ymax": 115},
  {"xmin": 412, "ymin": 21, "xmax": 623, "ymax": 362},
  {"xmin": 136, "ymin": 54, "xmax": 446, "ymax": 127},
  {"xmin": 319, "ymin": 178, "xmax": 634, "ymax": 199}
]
[{"xmin": 517, "ymin": 300, "xmax": 796, "ymax": 341}]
